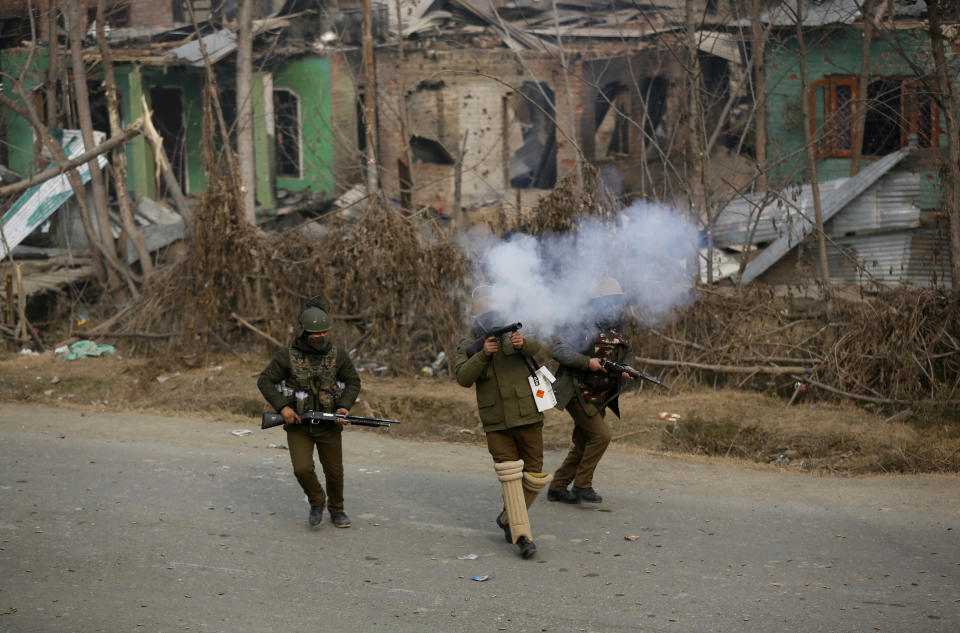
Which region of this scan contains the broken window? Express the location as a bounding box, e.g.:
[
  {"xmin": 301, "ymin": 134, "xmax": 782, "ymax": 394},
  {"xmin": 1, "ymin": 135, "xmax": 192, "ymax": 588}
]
[
  {"xmin": 640, "ymin": 76, "xmax": 667, "ymax": 141},
  {"xmin": 150, "ymin": 86, "xmax": 188, "ymax": 194},
  {"xmin": 509, "ymin": 81, "xmax": 556, "ymax": 189},
  {"xmin": 406, "ymin": 80, "xmax": 452, "ymax": 165},
  {"xmin": 410, "ymin": 135, "xmax": 454, "ymax": 165},
  {"xmin": 594, "ymin": 82, "xmax": 630, "ymax": 159},
  {"xmin": 273, "ymin": 88, "xmax": 302, "ymax": 178},
  {"xmin": 811, "ymin": 75, "xmax": 939, "ymax": 158}
]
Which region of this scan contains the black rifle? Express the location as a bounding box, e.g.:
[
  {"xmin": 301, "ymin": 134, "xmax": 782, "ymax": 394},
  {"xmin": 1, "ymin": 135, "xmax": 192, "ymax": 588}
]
[
  {"xmin": 261, "ymin": 410, "xmax": 401, "ymax": 430},
  {"xmin": 601, "ymin": 359, "xmax": 669, "ymax": 389},
  {"xmin": 465, "ymin": 322, "xmax": 523, "ymax": 357}
]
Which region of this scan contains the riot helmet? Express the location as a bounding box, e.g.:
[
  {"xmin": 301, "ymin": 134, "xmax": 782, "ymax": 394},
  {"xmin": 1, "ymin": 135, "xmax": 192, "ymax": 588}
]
[{"xmin": 299, "ymin": 307, "xmax": 332, "ymax": 335}]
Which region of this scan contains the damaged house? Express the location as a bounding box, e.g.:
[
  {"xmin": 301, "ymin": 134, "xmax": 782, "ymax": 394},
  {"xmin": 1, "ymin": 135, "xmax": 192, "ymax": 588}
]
[{"xmin": 712, "ymin": 0, "xmax": 958, "ymax": 290}]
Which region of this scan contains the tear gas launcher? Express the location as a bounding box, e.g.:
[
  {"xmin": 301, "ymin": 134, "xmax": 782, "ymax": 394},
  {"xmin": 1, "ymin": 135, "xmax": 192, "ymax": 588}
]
[
  {"xmin": 465, "ymin": 322, "xmax": 523, "ymax": 357},
  {"xmin": 600, "ymin": 359, "xmax": 669, "ymax": 389},
  {"xmin": 261, "ymin": 410, "xmax": 401, "ymax": 429}
]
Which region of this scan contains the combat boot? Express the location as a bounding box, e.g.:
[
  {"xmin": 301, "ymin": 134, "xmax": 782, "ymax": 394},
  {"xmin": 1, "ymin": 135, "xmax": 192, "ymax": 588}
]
[
  {"xmin": 495, "ymin": 509, "xmax": 512, "ymax": 543},
  {"xmin": 547, "ymin": 487, "xmax": 580, "ymax": 504},
  {"xmin": 516, "ymin": 536, "xmax": 537, "ymax": 559},
  {"xmin": 572, "ymin": 485, "xmax": 603, "ymax": 503},
  {"xmin": 330, "ymin": 511, "xmax": 352, "ymax": 528},
  {"xmin": 308, "ymin": 504, "xmax": 325, "ymax": 526}
]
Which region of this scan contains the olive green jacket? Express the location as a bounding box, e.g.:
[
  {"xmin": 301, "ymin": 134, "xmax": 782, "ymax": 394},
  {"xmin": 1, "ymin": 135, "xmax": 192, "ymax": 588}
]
[
  {"xmin": 257, "ymin": 336, "xmax": 362, "ymax": 414},
  {"xmin": 454, "ymin": 334, "xmax": 546, "ymax": 433}
]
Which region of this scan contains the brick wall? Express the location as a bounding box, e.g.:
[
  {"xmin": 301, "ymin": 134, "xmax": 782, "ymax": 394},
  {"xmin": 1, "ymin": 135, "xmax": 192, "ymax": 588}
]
[
  {"xmin": 376, "ymin": 46, "xmax": 685, "ymax": 217},
  {"xmin": 128, "ymin": 0, "xmax": 176, "ymax": 28}
]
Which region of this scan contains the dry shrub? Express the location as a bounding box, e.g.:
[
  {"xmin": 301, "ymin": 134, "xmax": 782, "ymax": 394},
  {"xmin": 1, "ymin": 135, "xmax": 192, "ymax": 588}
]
[
  {"xmin": 509, "ymin": 164, "xmax": 614, "ymax": 235},
  {"xmin": 122, "ymin": 204, "xmax": 471, "ymax": 373},
  {"xmin": 636, "ymin": 286, "xmax": 960, "ymax": 409}
]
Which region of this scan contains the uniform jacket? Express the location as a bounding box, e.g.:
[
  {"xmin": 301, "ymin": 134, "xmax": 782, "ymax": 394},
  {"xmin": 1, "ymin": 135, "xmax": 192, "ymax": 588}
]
[
  {"xmin": 257, "ymin": 336, "xmax": 362, "ymax": 415},
  {"xmin": 454, "ymin": 333, "xmax": 546, "ymax": 433},
  {"xmin": 551, "ymin": 323, "xmax": 635, "ymax": 418}
]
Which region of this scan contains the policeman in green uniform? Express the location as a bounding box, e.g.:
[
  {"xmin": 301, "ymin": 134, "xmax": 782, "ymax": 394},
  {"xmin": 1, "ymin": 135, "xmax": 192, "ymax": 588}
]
[
  {"xmin": 547, "ymin": 277, "xmax": 637, "ymax": 505},
  {"xmin": 257, "ymin": 307, "xmax": 361, "ymax": 528},
  {"xmin": 455, "ymin": 289, "xmax": 553, "ymax": 559}
]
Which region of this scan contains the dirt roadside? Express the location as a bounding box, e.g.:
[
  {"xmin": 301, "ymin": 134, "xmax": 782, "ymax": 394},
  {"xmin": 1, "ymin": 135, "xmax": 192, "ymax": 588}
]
[{"xmin": 1, "ymin": 350, "xmax": 957, "ymax": 475}]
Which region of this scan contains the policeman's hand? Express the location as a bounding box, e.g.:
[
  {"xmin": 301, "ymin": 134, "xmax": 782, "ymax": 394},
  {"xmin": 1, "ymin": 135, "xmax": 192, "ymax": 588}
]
[
  {"xmin": 509, "ymin": 331, "xmax": 524, "ymax": 349},
  {"xmin": 588, "ymin": 357, "xmax": 603, "ymax": 372},
  {"xmin": 483, "ymin": 336, "xmax": 499, "ymax": 356},
  {"xmin": 281, "ymin": 406, "xmax": 301, "ymax": 425},
  {"xmin": 335, "ymin": 407, "xmax": 350, "ymax": 425}
]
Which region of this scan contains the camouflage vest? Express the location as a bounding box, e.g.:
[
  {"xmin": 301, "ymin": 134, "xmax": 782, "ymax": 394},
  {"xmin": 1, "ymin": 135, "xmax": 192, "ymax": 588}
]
[
  {"xmin": 578, "ymin": 329, "xmax": 629, "ymax": 405},
  {"xmin": 287, "ymin": 346, "xmax": 341, "ymax": 414}
]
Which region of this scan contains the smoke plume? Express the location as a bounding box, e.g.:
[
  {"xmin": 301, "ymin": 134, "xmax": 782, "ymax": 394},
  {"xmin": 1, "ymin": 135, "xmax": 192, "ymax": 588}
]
[{"xmin": 464, "ymin": 202, "xmax": 699, "ymax": 339}]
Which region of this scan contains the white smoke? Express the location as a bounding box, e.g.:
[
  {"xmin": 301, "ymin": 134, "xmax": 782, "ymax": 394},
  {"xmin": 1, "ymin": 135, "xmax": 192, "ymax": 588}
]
[{"xmin": 464, "ymin": 201, "xmax": 699, "ymax": 339}]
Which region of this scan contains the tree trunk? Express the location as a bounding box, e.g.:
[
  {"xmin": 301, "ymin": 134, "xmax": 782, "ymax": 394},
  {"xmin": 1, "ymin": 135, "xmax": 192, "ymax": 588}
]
[
  {"xmin": 68, "ymin": 0, "xmax": 119, "ymax": 289},
  {"xmin": 362, "ymin": 0, "xmax": 380, "ymax": 197},
  {"xmin": 96, "ymin": 0, "xmax": 153, "ymax": 276},
  {"xmin": 236, "ymin": 0, "xmax": 257, "ymax": 224},
  {"xmin": 45, "ymin": 0, "xmax": 60, "ymax": 126},
  {"xmin": 927, "ymin": 0, "xmax": 960, "ymax": 292},
  {"xmin": 850, "ymin": 0, "xmax": 876, "ymax": 176},
  {"xmin": 749, "ymin": 0, "xmax": 768, "ymax": 191},
  {"xmin": 795, "ymin": 0, "xmax": 832, "ymax": 297},
  {"xmin": 393, "ymin": 0, "xmax": 413, "ymax": 212},
  {"xmin": 685, "ymin": 0, "xmax": 706, "ymax": 284}
]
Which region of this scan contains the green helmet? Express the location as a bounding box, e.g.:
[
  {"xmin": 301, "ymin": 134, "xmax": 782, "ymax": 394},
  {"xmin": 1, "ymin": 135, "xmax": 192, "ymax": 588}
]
[{"xmin": 299, "ymin": 307, "xmax": 331, "ymax": 334}]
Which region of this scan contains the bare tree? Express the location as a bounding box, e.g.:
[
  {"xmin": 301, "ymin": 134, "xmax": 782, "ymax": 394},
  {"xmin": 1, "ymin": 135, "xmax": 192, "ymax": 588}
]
[
  {"xmin": 236, "ymin": 0, "xmax": 257, "ymax": 224},
  {"xmin": 68, "ymin": 0, "xmax": 120, "ymax": 289},
  {"xmin": 849, "ymin": 0, "xmax": 877, "ymax": 176},
  {"xmin": 793, "ymin": 0, "xmax": 832, "ymax": 296},
  {"xmin": 927, "ymin": 0, "xmax": 960, "ymax": 291},
  {"xmin": 95, "ymin": 0, "xmax": 153, "ymax": 275}
]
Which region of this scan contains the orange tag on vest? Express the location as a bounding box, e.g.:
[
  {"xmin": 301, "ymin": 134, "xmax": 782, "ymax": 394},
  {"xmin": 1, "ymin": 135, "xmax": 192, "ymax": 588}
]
[{"xmin": 536, "ymin": 389, "xmax": 545, "ymax": 398}]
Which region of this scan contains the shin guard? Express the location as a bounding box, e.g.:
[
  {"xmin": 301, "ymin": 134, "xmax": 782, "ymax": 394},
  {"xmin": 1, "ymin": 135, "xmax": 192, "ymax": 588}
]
[
  {"xmin": 522, "ymin": 471, "xmax": 553, "ymax": 509},
  {"xmin": 494, "ymin": 460, "xmax": 530, "ymax": 544}
]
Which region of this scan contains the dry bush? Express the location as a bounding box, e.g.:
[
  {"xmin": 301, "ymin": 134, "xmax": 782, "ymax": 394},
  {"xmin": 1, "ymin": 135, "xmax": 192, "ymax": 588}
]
[
  {"xmin": 508, "ymin": 164, "xmax": 615, "ymax": 236},
  {"xmin": 635, "ymin": 286, "xmax": 960, "ymax": 410}
]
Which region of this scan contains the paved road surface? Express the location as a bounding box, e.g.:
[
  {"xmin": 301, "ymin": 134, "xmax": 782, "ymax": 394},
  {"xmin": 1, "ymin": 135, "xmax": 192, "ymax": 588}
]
[{"xmin": 0, "ymin": 404, "xmax": 957, "ymax": 633}]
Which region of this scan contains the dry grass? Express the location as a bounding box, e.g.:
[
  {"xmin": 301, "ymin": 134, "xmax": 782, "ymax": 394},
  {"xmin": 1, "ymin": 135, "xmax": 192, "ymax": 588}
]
[{"xmin": 2, "ymin": 351, "xmax": 957, "ymax": 475}]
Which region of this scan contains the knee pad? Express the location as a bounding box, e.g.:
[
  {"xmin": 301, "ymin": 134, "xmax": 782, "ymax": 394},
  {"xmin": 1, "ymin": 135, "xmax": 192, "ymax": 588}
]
[{"xmin": 522, "ymin": 471, "xmax": 553, "ymax": 508}]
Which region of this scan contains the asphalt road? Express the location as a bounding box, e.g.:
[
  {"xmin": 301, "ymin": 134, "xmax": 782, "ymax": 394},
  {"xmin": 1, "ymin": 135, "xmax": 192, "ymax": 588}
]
[{"xmin": 0, "ymin": 403, "xmax": 957, "ymax": 633}]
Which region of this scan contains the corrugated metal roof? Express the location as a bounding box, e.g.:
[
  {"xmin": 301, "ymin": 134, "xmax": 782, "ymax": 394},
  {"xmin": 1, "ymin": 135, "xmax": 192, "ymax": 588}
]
[
  {"xmin": 714, "ymin": 166, "xmax": 923, "ymax": 249},
  {"xmin": 826, "ymin": 170, "xmax": 922, "ymax": 235},
  {"xmin": 733, "ymin": 149, "xmax": 908, "ymax": 284},
  {"xmin": 732, "ymin": 0, "xmax": 928, "ymax": 28}
]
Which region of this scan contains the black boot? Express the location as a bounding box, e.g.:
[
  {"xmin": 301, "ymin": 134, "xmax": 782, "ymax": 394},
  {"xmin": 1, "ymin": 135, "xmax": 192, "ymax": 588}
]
[
  {"xmin": 547, "ymin": 487, "xmax": 580, "ymax": 504},
  {"xmin": 308, "ymin": 504, "xmax": 325, "ymax": 526},
  {"xmin": 516, "ymin": 536, "xmax": 537, "ymax": 559},
  {"xmin": 330, "ymin": 511, "xmax": 351, "ymax": 528},
  {"xmin": 495, "ymin": 510, "xmax": 512, "ymax": 543},
  {"xmin": 572, "ymin": 485, "xmax": 603, "ymax": 503}
]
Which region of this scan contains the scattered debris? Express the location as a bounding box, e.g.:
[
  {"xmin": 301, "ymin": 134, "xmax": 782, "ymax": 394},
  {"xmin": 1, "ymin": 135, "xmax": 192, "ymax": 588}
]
[
  {"xmin": 458, "ymin": 553, "xmax": 479, "ymax": 560},
  {"xmin": 470, "ymin": 575, "xmax": 490, "ymax": 582},
  {"xmin": 56, "ymin": 341, "xmax": 116, "ymax": 361},
  {"xmin": 231, "ymin": 430, "xmax": 252, "ymax": 436},
  {"xmin": 155, "ymin": 372, "xmax": 181, "ymax": 383},
  {"xmin": 624, "ymin": 535, "xmax": 640, "ymax": 542}
]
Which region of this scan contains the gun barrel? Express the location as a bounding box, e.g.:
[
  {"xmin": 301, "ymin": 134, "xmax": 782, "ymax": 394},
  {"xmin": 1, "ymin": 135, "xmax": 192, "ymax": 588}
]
[
  {"xmin": 489, "ymin": 322, "xmax": 522, "ymax": 337},
  {"xmin": 261, "ymin": 411, "xmax": 400, "ymax": 429}
]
